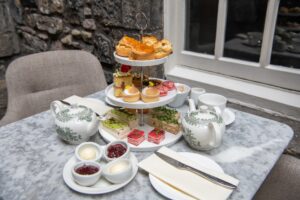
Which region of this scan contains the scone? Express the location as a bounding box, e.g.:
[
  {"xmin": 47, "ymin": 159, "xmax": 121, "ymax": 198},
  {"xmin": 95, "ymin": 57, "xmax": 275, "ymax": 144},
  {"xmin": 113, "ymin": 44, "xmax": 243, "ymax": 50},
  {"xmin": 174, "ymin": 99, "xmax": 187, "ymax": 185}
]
[
  {"xmin": 116, "ymin": 36, "xmax": 140, "ymax": 57},
  {"xmin": 142, "ymin": 36, "xmax": 158, "ymax": 47},
  {"xmin": 154, "ymin": 39, "xmax": 173, "ymax": 59},
  {"xmin": 130, "ymin": 43, "xmax": 155, "ymax": 60},
  {"xmin": 141, "ymin": 87, "xmax": 160, "ymax": 102},
  {"xmin": 122, "ymin": 85, "xmax": 140, "ymax": 102}
]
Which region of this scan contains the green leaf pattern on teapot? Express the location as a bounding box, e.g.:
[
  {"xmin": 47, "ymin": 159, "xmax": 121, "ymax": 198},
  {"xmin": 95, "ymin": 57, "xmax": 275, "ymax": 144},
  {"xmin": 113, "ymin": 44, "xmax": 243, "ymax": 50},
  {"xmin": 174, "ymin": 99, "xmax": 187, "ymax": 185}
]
[
  {"xmin": 55, "ymin": 126, "xmax": 83, "ymax": 143},
  {"xmin": 56, "ymin": 105, "xmax": 93, "ymax": 122}
]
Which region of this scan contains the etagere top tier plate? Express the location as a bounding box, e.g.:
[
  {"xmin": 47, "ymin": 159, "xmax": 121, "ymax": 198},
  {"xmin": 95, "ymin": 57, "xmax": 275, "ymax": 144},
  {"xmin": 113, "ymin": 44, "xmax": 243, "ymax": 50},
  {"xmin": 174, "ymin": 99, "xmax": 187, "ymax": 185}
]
[{"xmin": 114, "ymin": 52, "xmax": 169, "ymax": 67}]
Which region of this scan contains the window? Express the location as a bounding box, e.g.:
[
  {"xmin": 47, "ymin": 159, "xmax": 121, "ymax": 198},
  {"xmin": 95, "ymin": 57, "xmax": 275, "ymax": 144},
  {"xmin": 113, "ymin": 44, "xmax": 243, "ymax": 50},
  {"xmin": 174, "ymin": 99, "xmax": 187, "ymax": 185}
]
[{"xmin": 164, "ymin": 0, "xmax": 300, "ymax": 93}]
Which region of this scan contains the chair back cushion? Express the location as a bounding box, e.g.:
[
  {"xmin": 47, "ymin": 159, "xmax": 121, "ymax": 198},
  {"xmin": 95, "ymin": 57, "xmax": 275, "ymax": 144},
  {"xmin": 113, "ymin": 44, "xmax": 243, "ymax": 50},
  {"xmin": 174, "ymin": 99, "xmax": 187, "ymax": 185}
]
[{"xmin": 0, "ymin": 50, "xmax": 107, "ymax": 126}]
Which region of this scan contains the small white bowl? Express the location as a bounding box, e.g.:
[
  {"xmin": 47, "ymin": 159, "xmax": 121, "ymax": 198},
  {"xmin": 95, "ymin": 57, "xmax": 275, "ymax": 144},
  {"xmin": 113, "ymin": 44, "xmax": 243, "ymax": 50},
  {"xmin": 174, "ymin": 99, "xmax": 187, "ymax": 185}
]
[
  {"xmin": 103, "ymin": 158, "xmax": 133, "ymax": 184},
  {"xmin": 75, "ymin": 142, "xmax": 103, "ymax": 162},
  {"xmin": 168, "ymin": 83, "xmax": 191, "ymax": 108},
  {"xmin": 104, "ymin": 140, "xmax": 130, "ymax": 162},
  {"xmin": 72, "ymin": 161, "xmax": 102, "ymax": 186}
]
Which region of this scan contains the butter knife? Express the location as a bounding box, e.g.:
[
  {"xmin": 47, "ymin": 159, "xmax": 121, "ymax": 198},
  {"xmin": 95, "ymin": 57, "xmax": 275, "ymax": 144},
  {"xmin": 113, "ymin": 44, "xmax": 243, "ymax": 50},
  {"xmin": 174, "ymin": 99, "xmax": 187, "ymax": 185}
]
[{"xmin": 155, "ymin": 152, "xmax": 237, "ymax": 189}]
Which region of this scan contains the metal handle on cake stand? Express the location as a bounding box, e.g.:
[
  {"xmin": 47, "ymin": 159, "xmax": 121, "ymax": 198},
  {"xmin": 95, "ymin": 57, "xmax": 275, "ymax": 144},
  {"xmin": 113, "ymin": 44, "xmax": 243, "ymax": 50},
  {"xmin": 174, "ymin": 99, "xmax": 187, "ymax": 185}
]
[{"xmin": 136, "ymin": 11, "xmax": 148, "ymax": 126}]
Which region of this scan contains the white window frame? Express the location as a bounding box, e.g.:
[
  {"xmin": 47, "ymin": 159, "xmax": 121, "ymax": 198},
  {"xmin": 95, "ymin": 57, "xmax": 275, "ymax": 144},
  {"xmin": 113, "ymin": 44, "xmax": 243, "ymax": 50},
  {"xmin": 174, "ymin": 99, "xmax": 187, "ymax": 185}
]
[{"xmin": 164, "ymin": 0, "xmax": 300, "ymax": 108}]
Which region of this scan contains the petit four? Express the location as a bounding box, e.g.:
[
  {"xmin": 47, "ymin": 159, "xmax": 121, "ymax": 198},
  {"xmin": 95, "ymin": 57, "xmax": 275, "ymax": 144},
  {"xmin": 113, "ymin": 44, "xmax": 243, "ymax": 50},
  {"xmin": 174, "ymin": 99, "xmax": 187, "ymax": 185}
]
[
  {"xmin": 122, "ymin": 85, "xmax": 140, "ymax": 102},
  {"xmin": 109, "ymin": 108, "xmax": 138, "ymax": 129},
  {"xmin": 127, "ymin": 129, "xmax": 145, "ymax": 146},
  {"xmin": 162, "ymin": 80, "xmax": 175, "ymax": 91},
  {"xmin": 113, "ymin": 65, "xmax": 133, "ymax": 97},
  {"xmin": 148, "ymin": 107, "xmax": 180, "ymax": 134},
  {"xmin": 141, "ymin": 87, "xmax": 160, "ymax": 103},
  {"xmin": 148, "ymin": 128, "xmax": 165, "ymax": 144},
  {"xmin": 132, "ymin": 72, "xmax": 149, "ymax": 89},
  {"xmin": 101, "ymin": 118, "xmax": 130, "ymax": 139}
]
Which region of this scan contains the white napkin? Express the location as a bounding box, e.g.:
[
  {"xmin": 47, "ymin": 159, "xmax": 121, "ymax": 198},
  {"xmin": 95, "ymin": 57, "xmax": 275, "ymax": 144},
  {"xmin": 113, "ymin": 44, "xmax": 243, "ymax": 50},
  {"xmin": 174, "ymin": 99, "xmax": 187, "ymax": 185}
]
[
  {"xmin": 138, "ymin": 147, "xmax": 239, "ymax": 200},
  {"xmin": 64, "ymin": 95, "xmax": 112, "ymax": 115}
]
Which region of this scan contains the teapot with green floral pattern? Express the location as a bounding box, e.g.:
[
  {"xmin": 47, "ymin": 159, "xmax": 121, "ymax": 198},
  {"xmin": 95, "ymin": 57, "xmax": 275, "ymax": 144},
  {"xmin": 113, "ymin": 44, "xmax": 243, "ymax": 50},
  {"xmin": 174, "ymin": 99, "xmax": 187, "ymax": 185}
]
[
  {"xmin": 182, "ymin": 99, "xmax": 225, "ymax": 150},
  {"xmin": 50, "ymin": 101, "xmax": 99, "ymax": 144}
]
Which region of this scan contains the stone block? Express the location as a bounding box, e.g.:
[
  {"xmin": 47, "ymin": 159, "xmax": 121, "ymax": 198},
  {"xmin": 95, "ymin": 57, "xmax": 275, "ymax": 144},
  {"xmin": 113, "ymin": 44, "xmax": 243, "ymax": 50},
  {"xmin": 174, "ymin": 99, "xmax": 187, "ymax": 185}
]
[
  {"xmin": 93, "ymin": 32, "xmax": 113, "ymax": 64},
  {"xmin": 21, "ymin": 32, "xmax": 48, "ymax": 53},
  {"xmin": 71, "ymin": 29, "xmax": 81, "ymax": 36},
  {"xmin": 35, "ymin": 15, "xmax": 63, "ymax": 34},
  {"xmin": 83, "ymin": 7, "xmax": 91, "ymax": 16},
  {"xmin": 61, "ymin": 34, "xmax": 73, "ymax": 45},
  {"xmin": 37, "ymin": 33, "xmax": 48, "ymax": 40},
  {"xmin": 93, "ymin": 0, "xmax": 122, "ymax": 25},
  {"xmin": 67, "ymin": 0, "xmax": 84, "ymax": 10},
  {"xmin": 82, "ymin": 19, "xmax": 96, "ymax": 30},
  {"xmin": 81, "ymin": 30, "xmax": 92, "ymax": 42}
]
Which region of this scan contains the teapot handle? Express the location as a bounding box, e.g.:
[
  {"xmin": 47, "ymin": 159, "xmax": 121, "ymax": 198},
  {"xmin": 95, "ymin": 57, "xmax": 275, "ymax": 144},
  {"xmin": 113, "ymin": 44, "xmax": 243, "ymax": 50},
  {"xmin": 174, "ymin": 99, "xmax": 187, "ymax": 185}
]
[
  {"xmin": 213, "ymin": 106, "xmax": 222, "ymax": 117},
  {"xmin": 209, "ymin": 122, "xmax": 222, "ymax": 148},
  {"xmin": 50, "ymin": 101, "xmax": 67, "ymax": 118}
]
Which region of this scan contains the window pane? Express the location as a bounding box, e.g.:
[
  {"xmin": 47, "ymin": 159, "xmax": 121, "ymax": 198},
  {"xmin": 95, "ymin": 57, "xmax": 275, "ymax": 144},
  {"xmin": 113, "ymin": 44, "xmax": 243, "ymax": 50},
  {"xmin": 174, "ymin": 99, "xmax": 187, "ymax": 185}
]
[
  {"xmin": 224, "ymin": 0, "xmax": 268, "ymax": 62},
  {"xmin": 270, "ymin": 0, "xmax": 300, "ymax": 69},
  {"xmin": 185, "ymin": 0, "xmax": 219, "ymax": 55}
]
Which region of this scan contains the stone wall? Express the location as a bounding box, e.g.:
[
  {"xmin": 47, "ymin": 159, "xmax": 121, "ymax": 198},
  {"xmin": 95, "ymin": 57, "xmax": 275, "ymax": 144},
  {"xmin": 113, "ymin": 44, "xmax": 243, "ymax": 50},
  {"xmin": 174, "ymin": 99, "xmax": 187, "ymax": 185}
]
[{"xmin": 0, "ymin": 0, "xmax": 163, "ymax": 119}]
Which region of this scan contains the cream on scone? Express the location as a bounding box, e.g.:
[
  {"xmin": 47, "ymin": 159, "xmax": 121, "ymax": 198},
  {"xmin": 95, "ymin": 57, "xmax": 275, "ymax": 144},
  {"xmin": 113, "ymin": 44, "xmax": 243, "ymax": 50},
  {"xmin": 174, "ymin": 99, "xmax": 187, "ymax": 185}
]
[
  {"xmin": 141, "ymin": 87, "xmax": 160, "ymax": 103},
  {"xmin": 122, "ymin": 85, "xmax": 140, "ymax": 102}
]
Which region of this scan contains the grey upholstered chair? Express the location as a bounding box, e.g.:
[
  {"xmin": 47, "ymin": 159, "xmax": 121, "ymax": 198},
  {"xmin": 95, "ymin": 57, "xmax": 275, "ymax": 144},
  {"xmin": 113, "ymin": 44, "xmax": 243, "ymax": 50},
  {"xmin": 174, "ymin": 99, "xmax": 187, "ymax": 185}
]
[
  {"xmin": 254, "ymin": 154, "xmax": 300, "ymax": 200},
  {"xmin": 0, "ymin": 50, "xmax": 107, "ymax": 126}
]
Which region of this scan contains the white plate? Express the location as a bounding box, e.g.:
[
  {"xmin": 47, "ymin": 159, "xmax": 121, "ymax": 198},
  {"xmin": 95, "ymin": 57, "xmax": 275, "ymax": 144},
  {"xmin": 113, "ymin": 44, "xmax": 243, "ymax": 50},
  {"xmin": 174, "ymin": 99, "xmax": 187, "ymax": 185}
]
[
  {"xmin": 99, "ymin": 123, "xmax": 182, "ymax": 152},
  {"xmin": 149, "ymin": 152, "xmax": 223, "ymax": 200},
  {"xmin": 114, "ymin": 52, "xmax": 168, "ymax": 67},
  {"xmin": 106, "ymin": 84, "xmax": 177, "ymax": 109},
  {"xmin": 223, "ymin": 108, "xmax": 235, "ymax": 126},
  {"xmin": 63, "ymin": 153, "xmax": 138, "ymax": 194}
]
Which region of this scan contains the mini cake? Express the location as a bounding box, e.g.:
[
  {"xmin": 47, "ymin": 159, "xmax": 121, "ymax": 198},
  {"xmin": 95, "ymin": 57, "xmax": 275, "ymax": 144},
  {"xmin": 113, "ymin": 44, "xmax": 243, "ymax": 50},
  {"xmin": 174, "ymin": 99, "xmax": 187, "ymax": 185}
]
[
  {"xmin": 109, "ymin": 108, "xmax": 138, "ymax": 129},
  {"xmin": 132, "ymin": 72, "xmax": 149, "ymax": 89},
  {"xmin": 156, "ymin": 84, "xmax": 169, "ymax": 97},
  {"xmin": 148, "ymin": 128, "xmax": 165, "ymax": 144},
  {"xmin": 127, "ymin": 129, "xmax": 145, "ymax": 146},
  {"xmin": 162, "ymin": 80, "xmax": 175, "ymax": 91},
  {"xmin": 113, "ymin": 65, "xmax": 133, "ymax": 97},
  {"xmin": 142, "ymin": 36, "xmax": 158, "ymax": 47},
  {"xmin": 153, "ymin": 39, "xmax": 173, "ymax": 59},
  {"xmin": 148, "ymin": 107, "xmax": 180, "ymax": 134},
  {"xmin": 101, "ymin": 118, "xmax": 130, "ymax": 139},
  {"xmin": 130, "ymin": 43, "xmax": 155, "ymax": 60},
  {"xmin": 141, "ymin": 87, "xmax": 160, "ymax": 103},
  {"xmin": 122, "ymin": 85, "xmax": 140, "ymax": 102}
]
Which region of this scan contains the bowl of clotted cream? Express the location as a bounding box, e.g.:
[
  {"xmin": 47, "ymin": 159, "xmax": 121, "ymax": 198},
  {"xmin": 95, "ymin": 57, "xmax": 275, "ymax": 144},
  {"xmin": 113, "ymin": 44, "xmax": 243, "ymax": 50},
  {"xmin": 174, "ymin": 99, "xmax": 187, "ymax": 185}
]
[{"xmin": 75, "ymin": 142, "xmax": 103, "ymax": 162}]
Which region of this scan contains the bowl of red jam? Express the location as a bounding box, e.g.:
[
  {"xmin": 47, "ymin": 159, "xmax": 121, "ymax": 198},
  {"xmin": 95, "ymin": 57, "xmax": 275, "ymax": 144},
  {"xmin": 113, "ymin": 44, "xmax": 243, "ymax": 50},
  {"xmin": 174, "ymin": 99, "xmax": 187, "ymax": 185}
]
[
  {"xmin": 72, "ymin": 161, "xmax": 102, "ymax": 186},
  {"xmin": 104, "ymin": 140, "xmax": 130, "ymax": 162}
]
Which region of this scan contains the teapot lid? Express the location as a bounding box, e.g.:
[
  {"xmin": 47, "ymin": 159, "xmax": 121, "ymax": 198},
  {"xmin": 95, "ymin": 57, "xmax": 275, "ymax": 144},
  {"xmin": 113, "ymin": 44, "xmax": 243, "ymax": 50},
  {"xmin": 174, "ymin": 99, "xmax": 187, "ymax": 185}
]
[
  {"xmin": 56, "ymin": 104, "xmax": 94, "ymax": 122},
  {"xmin": 184, "ymin": 107, "xmax": 223, "ymax": 126}
]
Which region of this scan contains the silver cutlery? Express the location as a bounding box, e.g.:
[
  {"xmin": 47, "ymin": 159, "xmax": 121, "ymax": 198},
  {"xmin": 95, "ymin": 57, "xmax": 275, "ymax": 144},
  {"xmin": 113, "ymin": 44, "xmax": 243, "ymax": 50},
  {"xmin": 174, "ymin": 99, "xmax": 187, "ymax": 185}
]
[{"xmin": 155, "ymin": 152, "xmax": 237, "ymax": 189}]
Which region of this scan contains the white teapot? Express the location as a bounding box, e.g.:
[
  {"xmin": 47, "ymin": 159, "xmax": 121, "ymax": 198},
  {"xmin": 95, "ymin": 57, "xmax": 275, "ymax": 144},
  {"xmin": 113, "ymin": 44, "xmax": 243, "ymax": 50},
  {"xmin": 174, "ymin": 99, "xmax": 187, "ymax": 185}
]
[
  {"xmin": 182, "ymin": 99, "xmax": 225, "ymax": 150},
  {"xmin": 50, "ymin": 101, "xmax": 99, "ymax": 144}
]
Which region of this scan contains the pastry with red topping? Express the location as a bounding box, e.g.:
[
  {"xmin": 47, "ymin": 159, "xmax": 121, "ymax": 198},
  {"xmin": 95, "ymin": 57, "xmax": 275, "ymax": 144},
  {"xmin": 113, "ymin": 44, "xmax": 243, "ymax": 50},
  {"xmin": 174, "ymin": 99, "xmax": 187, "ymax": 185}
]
[
  {"xmin": 162, "ymin": 80, "xmax": 175, "ymax": 91},
  {"xmin": 127, "ymin": 129, "xmax": 145, "ymax": 146},
  {"xmin": 113, "ymin": 65, "xmax": 133, "ymax": 97},
  {"xmin": 148, "ymin": 128, "xmax": 165, "ymax": 144}
]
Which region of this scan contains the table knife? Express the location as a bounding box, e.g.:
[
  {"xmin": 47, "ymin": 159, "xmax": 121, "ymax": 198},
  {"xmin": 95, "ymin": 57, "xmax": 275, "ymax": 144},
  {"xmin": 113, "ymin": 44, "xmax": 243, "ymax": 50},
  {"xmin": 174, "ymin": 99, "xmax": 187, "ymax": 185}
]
[{"xmin": 155, "ymin": 152, "xmax": 237, "ymax": 189}]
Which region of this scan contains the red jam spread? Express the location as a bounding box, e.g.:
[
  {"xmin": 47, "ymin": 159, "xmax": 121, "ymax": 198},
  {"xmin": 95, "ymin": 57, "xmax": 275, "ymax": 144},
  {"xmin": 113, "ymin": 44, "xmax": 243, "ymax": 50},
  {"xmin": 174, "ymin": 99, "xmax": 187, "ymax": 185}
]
[
  {"xmin": 75, "ymin": 165, "xmax": 99, "ymax": 175},
  {"xmin": 107, "ymin": 144, "xmax": 127, "ymax": 158}
]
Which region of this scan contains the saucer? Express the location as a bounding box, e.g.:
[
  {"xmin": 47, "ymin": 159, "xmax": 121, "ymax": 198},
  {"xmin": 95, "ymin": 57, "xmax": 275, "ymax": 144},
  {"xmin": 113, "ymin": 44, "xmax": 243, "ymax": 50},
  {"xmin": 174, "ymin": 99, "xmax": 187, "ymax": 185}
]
[
  {"xmin": 63, "ymin": 153, "xmax": 138, "ymax": 194},
  {"xmin": 223, "ymin": 108, "xmax": 235, "ymax": 126}
]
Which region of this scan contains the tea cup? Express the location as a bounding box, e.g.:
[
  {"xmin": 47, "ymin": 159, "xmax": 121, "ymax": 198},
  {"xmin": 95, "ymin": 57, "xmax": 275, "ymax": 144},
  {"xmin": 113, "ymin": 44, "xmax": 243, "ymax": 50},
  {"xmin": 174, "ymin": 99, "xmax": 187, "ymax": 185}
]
[{"xmin": 198, "ymin": 93, "xmax": 227, "ymax": 115}]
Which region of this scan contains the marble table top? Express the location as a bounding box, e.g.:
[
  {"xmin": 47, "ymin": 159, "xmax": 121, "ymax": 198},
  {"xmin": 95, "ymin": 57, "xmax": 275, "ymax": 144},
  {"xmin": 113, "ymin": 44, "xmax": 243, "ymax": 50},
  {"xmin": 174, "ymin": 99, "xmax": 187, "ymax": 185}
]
[{"xmin": 0, "ymin": 91, "xmax": 294, "ymax": 200}]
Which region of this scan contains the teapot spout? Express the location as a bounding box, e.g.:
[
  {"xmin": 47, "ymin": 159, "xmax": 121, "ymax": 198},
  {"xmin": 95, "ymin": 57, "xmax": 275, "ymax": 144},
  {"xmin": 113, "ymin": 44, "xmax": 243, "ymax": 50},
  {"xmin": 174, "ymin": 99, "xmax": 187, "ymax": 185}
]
[{"xmin": 188, "ymin": 99, "xmax": 197, "ymax": 112}]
